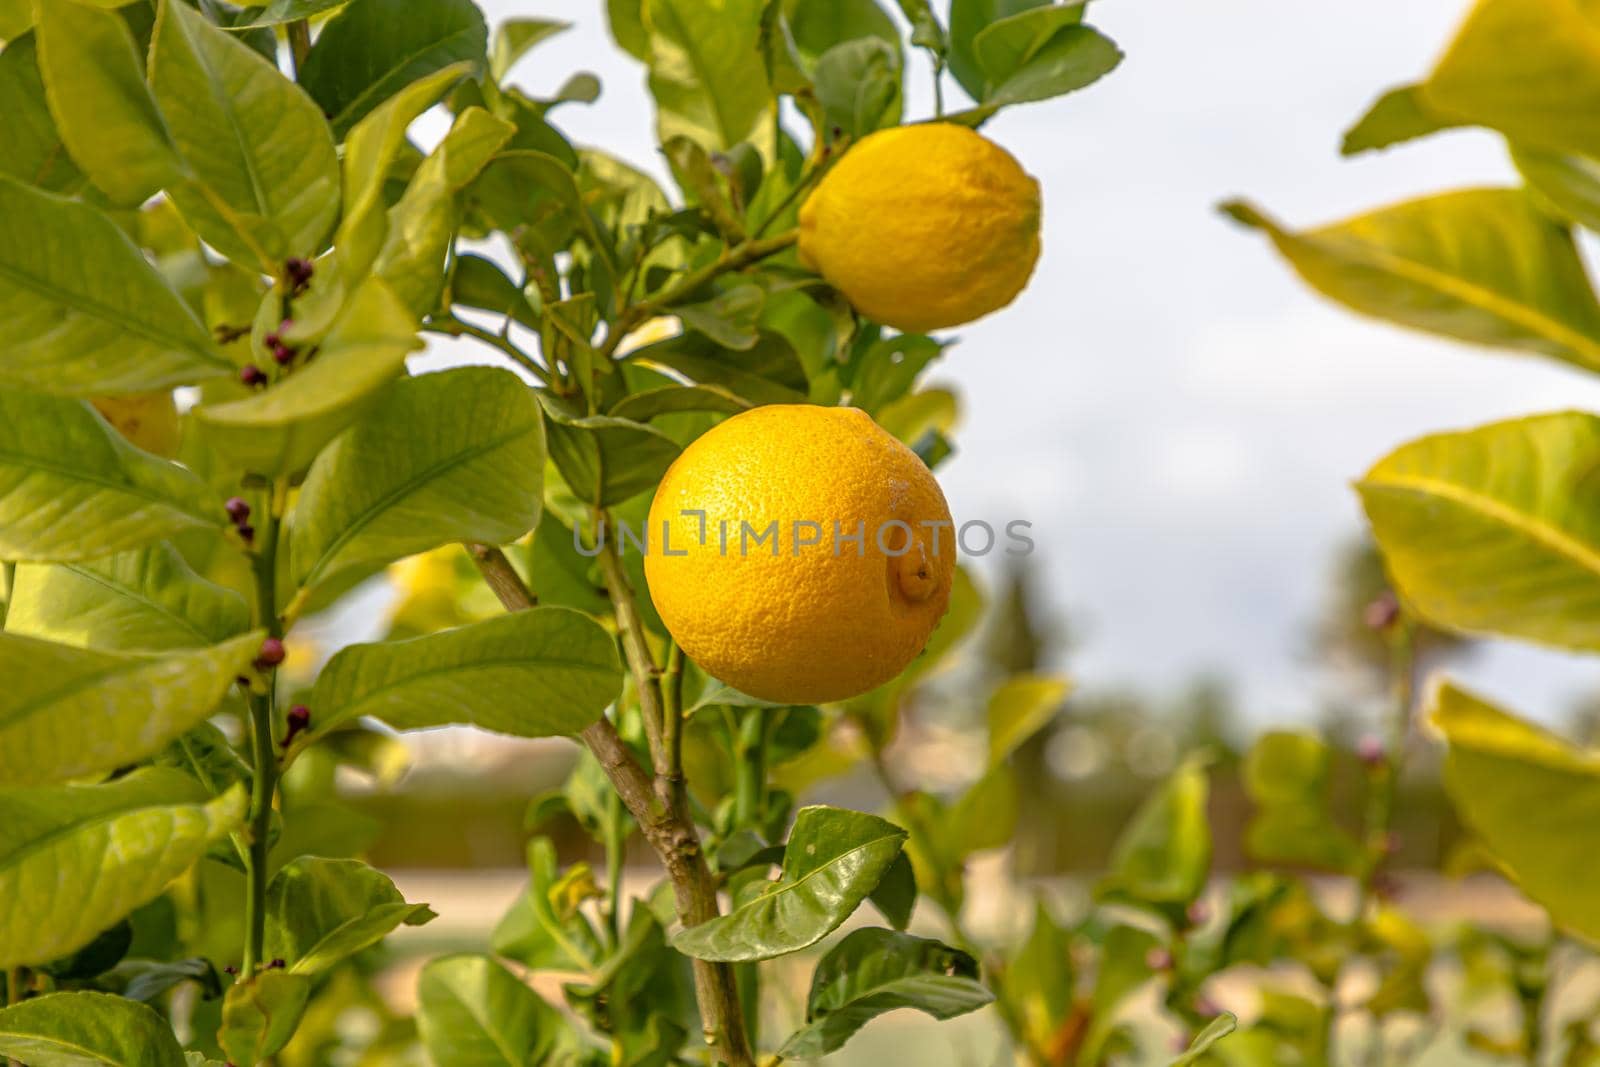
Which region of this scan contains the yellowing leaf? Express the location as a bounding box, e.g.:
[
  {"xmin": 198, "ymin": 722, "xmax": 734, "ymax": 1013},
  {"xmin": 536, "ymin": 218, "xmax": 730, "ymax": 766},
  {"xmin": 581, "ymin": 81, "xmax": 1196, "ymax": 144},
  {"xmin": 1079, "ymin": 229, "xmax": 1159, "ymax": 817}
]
[
  {"xmin": 1359, "ymin": 412, "xmax": 1600, "ymax": 651},
  {"xmin": 1224, "ymin": 190, "xmax": 1600, "ymax": 374}
]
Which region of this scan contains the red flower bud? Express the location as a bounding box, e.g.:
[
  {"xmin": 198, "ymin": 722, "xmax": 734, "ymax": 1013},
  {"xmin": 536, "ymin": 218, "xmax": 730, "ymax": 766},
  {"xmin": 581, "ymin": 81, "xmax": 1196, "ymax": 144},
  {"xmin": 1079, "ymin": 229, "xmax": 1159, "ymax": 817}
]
[
  {"xmin": 271, "ymin": 343, "xmax": 295, "ymax": 366},
  {"xmin": 225, "ymin": 497, "xmax": 251, "ymax": 524},
  {"xmin": 254, "ymin": 637, "xmax": 286, "ymax": 669},
  {"xmin": 1364, "ymin": 591, "xmax": 1400, "ymax": 631},
  {"xmin": 239, "ymin": 364, "xmax": 267, "ymax": 387}
]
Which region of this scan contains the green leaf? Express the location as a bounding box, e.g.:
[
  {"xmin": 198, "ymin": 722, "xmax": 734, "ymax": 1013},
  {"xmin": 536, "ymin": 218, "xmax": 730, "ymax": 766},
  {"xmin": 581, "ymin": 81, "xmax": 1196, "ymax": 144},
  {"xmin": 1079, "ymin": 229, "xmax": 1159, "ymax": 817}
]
[
  {"xmin": 417, "ymin": 953, "xmax": 569, "ymax": 1067},
  {"xmin": 673, "ymin": 806, "xmax": 907, "ymax": 962},
  {"xmin": 310, "ymin": 607, "xmax": 622, "ymax": 742},
  {"xmin": 491, "ymin": 838, "xmax": 605, "ymax": 972},
  {"xmin": 1098, "ymin": 756, "xmax": 1211, "ymax": 919},
  {"xmin": 540, "ymin": 394, "xmax": 682, "ymax": 507},
  {"xmin": 194, "ymin": 278, "xmax": 423, "ymax": 476},
  {"xmin": 642, "ymin": 0, "xmax": 776, "ymax": 159},
  {"xmin": 451, "ymin": 254, "xmax": 539, "ymax": 329},
  {"xmin": 1223, "ymin": 190, "xmax": 1600, "ymax": 374},
  {"xmin": 1242, "ymin": 731, "xmax": 1361, "ymax": 873},
  {"xmin": 1359, "ymin": 412, "xmax": 1600, "ymax": 650},
  {"xmin": 1431, "ymin": 681, "xmax": 1600, "ymax": 941},
  {"xmin": 0, "ymin": 389, "xmax": 221, "ymax": 561},
  {"xmin": 1514, "ymin": 145, "xmax": 1600, "ymax": 232},
  {"xmin": 969, "ymin": 16, "xmax": 1119, "ymax": 113},
  {"xmin": 292, "ymin": 367, "xmax": 543, "ymax": 592},
  {"xmin": 0, "ymin": 33, "xmax": 86, "ymax": 195},
  {"xmin": 375, "ymin": 106, "xmax": 513, "ymax": 313},
  {"xmin": 224, "ymin": 0, "xmax": 351, "ymax": 28},
  {"xmin": 300, "ymin": 0, "xmax": 488, "ymax": 138},
  {"xmin": 948, "ymin": 0, "xmax": 1048, "ymax": 100},
  {"xmin": 219, "ymin": 971, "xmax": 311, "ymax": 1066},
  {"xmin": 867, "ymin": 851, "xmax": 915, "ymax": 930},
  {"xmin": 783, "ymin": 0, "xmax": 900, "ymax": 70},
  {"xmin": 35, "ymin": 0, "xmax": 182, "ymax": 206},
  {"xmin": 813, "ymin": 37, "xmax": 903, "ymax": 139},
  {"xmin": 1421, "ymin": 0, "xmax": 1600, "ymax": 160},
  {"xmin": 0, "ymin": 629, "xmax": 261, "ymax": 785},
  {"xmin": 1170, "ymin": 1013, "xmax": 1238, "ymax": 1065},
  {"xmin": 151, "ymin": 0, "xmax": 339, "ymax": 268},
  {"xmin": 490, "ymin": 18, "xmax": 569, "ymax": 81},
  {"xmin": 986, "ymin": 673, "xmax": 1070, "ymax": 768},
  {"xmin": 779, "ymin": 928, "xmax": 992, "ymax": 1058},
  {"xmin": 609, "ymin": 384, "xmax": 751, "ymax": 422},
  {"xmin": 0, "ymin": 992, "xmax": 186, "ymax": 1067},
  {"xmin": 1005, "ymin": 901, "xmax": 1074, "ymax": 1056},
  {"xmin": 1341, "ymin": 84, "xmax": 1463, "ymax": 156},
  {"xmin": 8, "ymin": 542, "xmax": 249, "ymax": 652},
  {"xmin": 266, "ymin": 857, "xmax": 434, "ymax": 975},
  {"xmin": 0, "ymin": 177, "xmax": 228, "ymax": 395},
  {"xmin": 627, "ymin": 329, "xmax": 808, "ymax": 405},
  {"xmin": 338, "ymin": 63, "xmax": 475, "ymax": 281},
  {"xmin": 0, "ymin": 769, "xmax": 246, "ymax": 968}
]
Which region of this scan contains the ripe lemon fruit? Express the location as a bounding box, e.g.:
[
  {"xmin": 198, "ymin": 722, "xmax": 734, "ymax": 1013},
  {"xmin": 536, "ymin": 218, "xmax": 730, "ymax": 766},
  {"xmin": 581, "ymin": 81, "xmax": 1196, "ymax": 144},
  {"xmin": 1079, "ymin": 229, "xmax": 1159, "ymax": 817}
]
[
  {"xmin": 644, "ymin": 405, "xmax": 956, "ymax": 704},
  {"xmin": 798, "ymin": 123, "xmax": 1042, "ymax": 333},
  {"xmin": 92, "ymin": 391, "xmax": 182, "ymax": 457}
]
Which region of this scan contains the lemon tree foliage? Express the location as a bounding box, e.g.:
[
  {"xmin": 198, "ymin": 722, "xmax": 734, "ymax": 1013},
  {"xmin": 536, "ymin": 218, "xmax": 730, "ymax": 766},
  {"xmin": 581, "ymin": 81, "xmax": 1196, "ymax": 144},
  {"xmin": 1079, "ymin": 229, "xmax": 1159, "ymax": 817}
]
[
  {"xmin": 0, "ymin": 0, "xmax": 1179, "ymax": 1063},
  {"xmin": 1231, "ymin": 0, "xmax": 1600, "ymax": 1061}
]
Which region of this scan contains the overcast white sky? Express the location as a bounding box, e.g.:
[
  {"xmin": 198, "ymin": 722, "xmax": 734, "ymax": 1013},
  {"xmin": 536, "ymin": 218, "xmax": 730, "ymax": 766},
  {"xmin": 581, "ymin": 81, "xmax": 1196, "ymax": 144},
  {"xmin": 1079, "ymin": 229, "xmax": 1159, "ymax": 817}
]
[{"xmin": 423, "ymin": 0, "xmax": 1600, "ymax": 726}]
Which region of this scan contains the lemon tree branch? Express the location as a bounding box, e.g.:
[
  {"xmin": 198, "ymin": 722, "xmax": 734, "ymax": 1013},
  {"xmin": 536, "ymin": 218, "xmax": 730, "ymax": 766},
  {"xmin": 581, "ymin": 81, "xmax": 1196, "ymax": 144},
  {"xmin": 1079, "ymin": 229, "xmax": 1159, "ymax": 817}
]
[
  {"xmin": 467, "ymin": 542, "xmax": 755, "ymax": 1067},
  {"xmin": 597, "ymin": 229, "xmax": 799, "ymax": 361}
]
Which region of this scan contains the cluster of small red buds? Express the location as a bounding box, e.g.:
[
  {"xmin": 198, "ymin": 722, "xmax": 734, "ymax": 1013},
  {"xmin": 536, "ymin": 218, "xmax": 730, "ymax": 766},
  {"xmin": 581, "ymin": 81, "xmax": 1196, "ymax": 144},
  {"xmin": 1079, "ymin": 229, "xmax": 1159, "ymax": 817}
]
[
  {"xmin": 264, "ymin": 318, "xmax": 297, "ymax": 366},
  {"xmin": 225, "ymin": 496, "xmax": 254, "ymax": 545}
]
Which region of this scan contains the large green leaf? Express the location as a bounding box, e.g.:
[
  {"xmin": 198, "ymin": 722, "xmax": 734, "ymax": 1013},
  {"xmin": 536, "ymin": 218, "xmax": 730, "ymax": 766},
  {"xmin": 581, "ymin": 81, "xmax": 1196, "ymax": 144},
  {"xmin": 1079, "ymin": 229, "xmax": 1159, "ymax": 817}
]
[
  {"xmin": 0, "ymin": 629, "xmax": 261, "ymax": 785},
  {"xmin": 1097, "ymin": 756, "xmax": 1211, "ymax": 920},
  {"xmin": 300, "ymin": 0, "xmax": 488, "ymax": 137},
  {"xmin": 641, "ymin": 0, "xmax": 776, "ymax": 158},
  {"xmin": 0, "ymin": 33, "xmax": 86, "ymax": 194},
  {"xmin": 1004, "ymin": 901, "xmax": 1075, "ymax": 1056},
  {"xmin": 1358, "ymin": 412, "xmax": 1600, "ymax": 650},
  {"xmin": 193, "ymin": 278, "xmax": 423, "ymax": 476},
  {"xmin": 0, "ymin": 177, "xmax": 227, "ymax": 395},
  {"xmin": 1514, "ymin": 145, "xmax": 1600, "ymax": 233},
  {"xmin": 293, "ymin": 367, "xmax": 543, "ymax": 591},
  {"xmin": 779, "ymin": 928, "xmax": 992, "ymax": 1058},
  {"xmin": 309, "ymin": 607, "xmax": 622, "ymax": 741},
  {"xmin": 417, "ymin": 954, "xmax": 569, "ymax": 1067},
  {"xmin": 338, "ymin": 63, "xmax": 474, "ymax": 281},
  {"xmin": 947, "ymin": 0, "xmax": 1048, "ymax": 100},
  {"xmin": 266, "ymin": 857, "xmax": 435, "ymax": 975},
  {"xmin": 150, "ymin": 0, "xmax": 339, "ymax": 268},
  {"xmin": 0, "ymin": 769, "xmax": 246, "ymax": 968},
  {"xmin": 1422, "ymin": 0, "xmax": 1600, "ymax": 160},
  {"xmin": 1223, "ymin": 190, "xmax": 1600, "ymax": 373},
  {"xmin": 8, "ymin": 542, "xmax": 249, "ymax": 652},
  {"xmin": 0, "ymin": 389, "xmax": 221, "ymax": 561},
  {"xmin": 374, "ymin": 106, "xmax": 514, "ymax": 314},
  {"xmin": 35, "ymin": 0, "xmax": 182, "ymax": 206},
  {"xmin": 0, "ymin": 992, "xmax": 186, "ymax": 1067},
  {"xmin": 1431, "ymin": 681, "xmax": 1600, "ymax": 941},
  {"xmin": 965, "ymin": 17, "xmax": 1119, "ymax": 115},
  {"xmin": 673, "ymin": 806, "xmax": 907, "ymax": 962}
]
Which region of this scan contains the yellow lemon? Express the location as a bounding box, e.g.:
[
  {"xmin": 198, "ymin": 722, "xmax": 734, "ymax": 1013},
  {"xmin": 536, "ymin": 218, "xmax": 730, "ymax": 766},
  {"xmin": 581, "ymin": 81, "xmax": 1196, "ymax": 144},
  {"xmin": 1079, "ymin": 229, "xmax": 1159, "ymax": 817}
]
[
  {"xmin": 798, "ymin": 123, "xmax": 1042, "ymax": 332},
  {"xmin": 92, "ymin": 391, "xmax": 182, "ymax": 457},
  {"xmin": 644, "ymin": 405, "xmax": 956, "ymax": 704}
]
